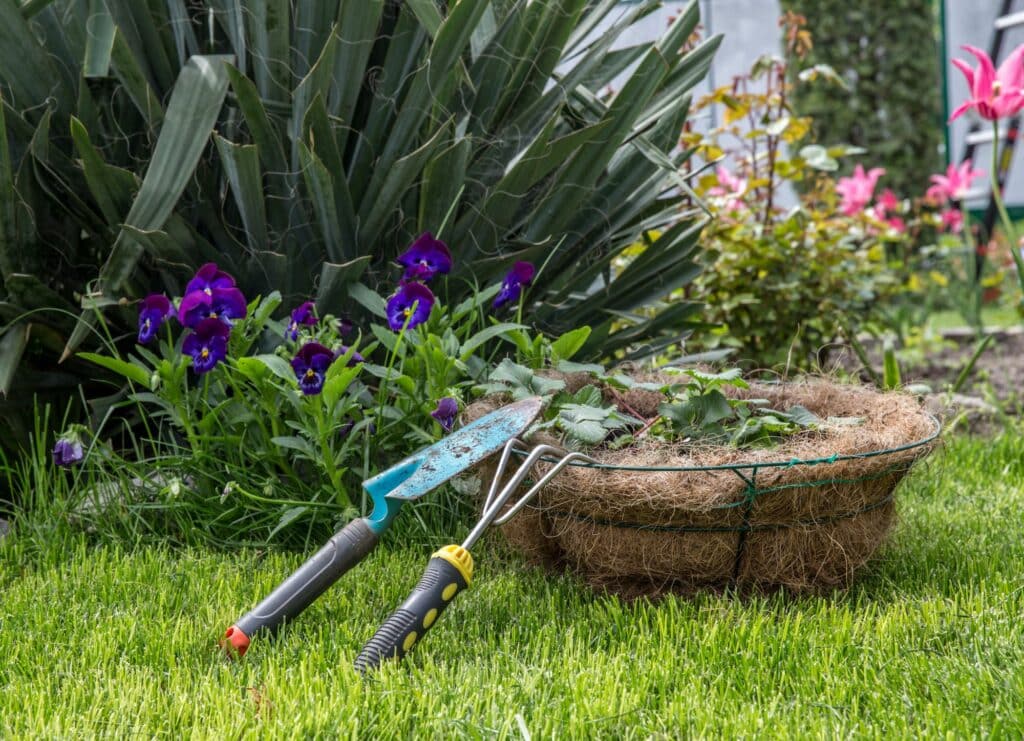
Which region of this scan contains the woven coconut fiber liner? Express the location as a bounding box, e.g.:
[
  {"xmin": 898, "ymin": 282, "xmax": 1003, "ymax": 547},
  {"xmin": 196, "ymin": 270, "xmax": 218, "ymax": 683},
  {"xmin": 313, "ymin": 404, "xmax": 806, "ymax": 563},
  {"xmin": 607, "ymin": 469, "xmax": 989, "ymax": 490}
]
[{"xmin": 466, "ymin": 378, "xmax": 938, "ymax": 597}]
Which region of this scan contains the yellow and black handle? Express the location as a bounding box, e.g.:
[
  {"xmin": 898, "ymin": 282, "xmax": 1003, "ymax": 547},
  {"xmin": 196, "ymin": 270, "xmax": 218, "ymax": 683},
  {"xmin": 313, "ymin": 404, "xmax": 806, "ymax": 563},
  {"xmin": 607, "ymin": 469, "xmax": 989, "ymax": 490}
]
[{"xmin": 354, "ymin": 545, "xmax": 473, "ymax": 673}]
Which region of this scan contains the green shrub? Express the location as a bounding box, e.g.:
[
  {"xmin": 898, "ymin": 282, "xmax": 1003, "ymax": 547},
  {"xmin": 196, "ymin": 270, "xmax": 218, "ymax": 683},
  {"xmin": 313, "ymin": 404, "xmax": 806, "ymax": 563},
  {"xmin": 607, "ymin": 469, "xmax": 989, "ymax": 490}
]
[
  {"xmin": 676, "ymin": 15, "xmax": 919, "ymax": 369},
  {"xmin": 692, "ymin": 207, "xmax": 899, "ymax": 368}
]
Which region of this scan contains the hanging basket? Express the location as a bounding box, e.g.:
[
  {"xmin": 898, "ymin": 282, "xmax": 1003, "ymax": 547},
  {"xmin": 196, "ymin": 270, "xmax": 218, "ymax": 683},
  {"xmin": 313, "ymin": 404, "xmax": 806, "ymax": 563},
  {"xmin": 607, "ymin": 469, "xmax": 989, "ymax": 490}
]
[{"xmin": 467, "ymin": 378, "xmax": 939, "ymax": 598}]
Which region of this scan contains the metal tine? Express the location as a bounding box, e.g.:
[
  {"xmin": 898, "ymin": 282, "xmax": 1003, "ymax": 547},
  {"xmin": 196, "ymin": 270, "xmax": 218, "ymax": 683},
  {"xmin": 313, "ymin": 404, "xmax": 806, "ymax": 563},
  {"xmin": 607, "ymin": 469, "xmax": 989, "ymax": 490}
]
[
  {"xmin": 492, "ymin": 451, "xmax": 597, "ymax": 526},
  {"xmin": 482, "ymin": 438, "xmax": 528, "ymax": 513},
  {"xmin": 463, "ymin": 443, "xmax": 597, "ymax": 550}
]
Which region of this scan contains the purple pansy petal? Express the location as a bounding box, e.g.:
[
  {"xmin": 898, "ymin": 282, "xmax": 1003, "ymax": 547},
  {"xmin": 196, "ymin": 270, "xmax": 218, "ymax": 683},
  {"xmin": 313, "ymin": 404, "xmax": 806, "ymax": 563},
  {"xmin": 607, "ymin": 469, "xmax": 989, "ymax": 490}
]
[
  {"xmin": 137, "ymin": 310, "xmax": 162, "ymax": 344},
  {"xmin": 52, "ymin": 438, "xmax": 84, "ymax": 468},
  {"xmin": 385, "ymin": 282, "xmax": 435, "ymax": 331},
  {"xmin": 137, "ymin": 294, "xmax": 173, "ymax": 344},
  {"xmin": 396, "ymin": 233, "xmax": 452, "ymax": 283},
  {"xmin": 430, "ymin": 397, "xmax": 459, "ymax": 433},
  {"xmin": 493, "ymin": 282, "xmax": 522, "ymax": 309},
  {"xmin": 288, "ymin": 301, "xmax": 318, "ymax": 340},
  {"xmin": 509, "ymin": 261, "xmax": 535, "ymax": 284},
  {"xmin": 142, "ymin": 293, "xmax": 173, "ymax": 317},
  {"xmin": 291, "ymin": 342, "xmax": 335, "ymax": 395},
  {"xmin": 184, "ymin": 262, "xmax": 236, "ymax": 296},
  {"xmin": 182, "ymin": 318, "xmax": 230, "ymax": 374},
  {"xmin": 493, "ymin": 261, "xmax": 535, "ymax": 309},
  {"xmin": 335, "ymin": 345, "xmax": 364, "ymax": 367},
  {"xmin": 178, "ymin": 290, "xmax": 213, "ymax": 328},
  {"xmin": 210, "ymin": 287, "xmax": 248, "ymax": 324}
]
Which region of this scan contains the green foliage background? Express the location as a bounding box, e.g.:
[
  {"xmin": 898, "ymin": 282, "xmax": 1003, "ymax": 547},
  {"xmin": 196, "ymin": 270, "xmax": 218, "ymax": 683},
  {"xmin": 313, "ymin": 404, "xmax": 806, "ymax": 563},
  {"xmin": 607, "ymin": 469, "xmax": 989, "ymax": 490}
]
[
  {"xmin": 0, "ymin": 0, "xmax": 720, "ymax": 456},
  {"xmin": 780, "ymin": 0, "xmax": 944, "ymax": 195}
]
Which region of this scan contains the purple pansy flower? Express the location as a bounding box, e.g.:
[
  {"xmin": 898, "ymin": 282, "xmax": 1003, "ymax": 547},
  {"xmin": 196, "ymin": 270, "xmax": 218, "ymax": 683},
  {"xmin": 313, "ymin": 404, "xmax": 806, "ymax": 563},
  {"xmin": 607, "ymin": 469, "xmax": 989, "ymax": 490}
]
[
  {"xmin": 336, "ymin": 316, "xmax": 355, "ymax": 337},
  {"xmin": 386, "ymin": 281, "xmax": 435, "ymax": 331},
  {"xmin": 396, "ymin": 232, "xmax": 452, "ymax": 282},
  {"xmin": 52, "ymin": 437, "xmax": 84, "ymax": 468},
  {"xmin": 430, "ymin": 397, "xmax": 459, "ymax": 433},
  {"xmin": 178, "ymin": 287, "xmax": 248, "ymax": 328},
  {"xmin": 185, "ymin": 262, "xmax": 236, "ymax": 296},
  {"xmin": 137, "ymin": 293, "xmax": 173, "ymax": 344},
  {"xmin": 291, "ymin": 342, "xmax": 335, "ymax": 395},
  {"xmin": 287, "ymin": 301, "xmax": 318, "ymax": 341},
  {"xmin": 335, "ymin": 345, "xmax": 365, "ymax": 367},
  {"xmin": 493, "ymin": 261, "xmax": 535, "ymax": 309},
  {"xmin": 182, "ymin": 318, "xmax": 231, "ymax": 374}
]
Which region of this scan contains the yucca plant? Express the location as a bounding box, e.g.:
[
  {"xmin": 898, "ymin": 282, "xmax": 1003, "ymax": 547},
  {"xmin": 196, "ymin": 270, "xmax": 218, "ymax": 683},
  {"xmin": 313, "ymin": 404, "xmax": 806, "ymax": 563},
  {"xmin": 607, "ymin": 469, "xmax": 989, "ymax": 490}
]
[{"xmin": 0, "ymin": 0, "xmax": 720, "ymax": 453}]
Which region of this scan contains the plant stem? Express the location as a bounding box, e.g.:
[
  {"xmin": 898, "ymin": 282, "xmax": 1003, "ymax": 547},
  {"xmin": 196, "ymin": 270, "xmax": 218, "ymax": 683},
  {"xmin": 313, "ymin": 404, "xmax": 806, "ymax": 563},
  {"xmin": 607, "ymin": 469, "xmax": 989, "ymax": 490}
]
[
  {"xmin": 178, "ymin": 361, "xmax": 200, "ymax": 455},
  {"xmin": 313, "ymin": 399, "xmax": 349, "ymax": 509},
  {"xmin": 990, "ymin": 120, "xmax": 1024, "ymax": 295}
]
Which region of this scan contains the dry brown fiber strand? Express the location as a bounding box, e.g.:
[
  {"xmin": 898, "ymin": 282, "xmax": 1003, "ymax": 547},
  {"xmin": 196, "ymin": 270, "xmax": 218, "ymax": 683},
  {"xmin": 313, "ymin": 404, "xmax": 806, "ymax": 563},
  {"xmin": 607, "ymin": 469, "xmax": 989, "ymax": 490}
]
[{"xmin": 465, "ymin": 376, "xmax": 938, "ymax": 597}]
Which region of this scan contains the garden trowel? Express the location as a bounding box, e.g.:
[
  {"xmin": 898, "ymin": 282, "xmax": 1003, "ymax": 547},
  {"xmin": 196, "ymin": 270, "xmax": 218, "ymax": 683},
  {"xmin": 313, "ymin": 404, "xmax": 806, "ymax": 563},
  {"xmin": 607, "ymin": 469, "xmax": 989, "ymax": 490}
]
[{"xmin": 222, "ymin": 396, "xmax": 543, "ymax": 656}]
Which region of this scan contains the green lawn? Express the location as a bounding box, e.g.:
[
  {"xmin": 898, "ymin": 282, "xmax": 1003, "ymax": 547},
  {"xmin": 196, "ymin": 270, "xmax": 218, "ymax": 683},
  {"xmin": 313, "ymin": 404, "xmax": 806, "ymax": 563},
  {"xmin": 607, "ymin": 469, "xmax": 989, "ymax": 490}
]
[
  {"xmin": 927, "ymin": 304, "xmax": 1020, "ymax": 331},
  {"xmin": 2, "ymin": 432, "xmax": 1023, "ymax": 737}
]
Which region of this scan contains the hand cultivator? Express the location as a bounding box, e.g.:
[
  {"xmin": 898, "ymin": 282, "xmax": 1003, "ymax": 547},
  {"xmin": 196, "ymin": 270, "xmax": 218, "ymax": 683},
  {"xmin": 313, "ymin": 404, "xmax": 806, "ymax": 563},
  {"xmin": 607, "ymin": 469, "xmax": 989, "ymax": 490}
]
[{"xmin": 223, "ymin": 396, "xmax": 593, "ymax": 672}]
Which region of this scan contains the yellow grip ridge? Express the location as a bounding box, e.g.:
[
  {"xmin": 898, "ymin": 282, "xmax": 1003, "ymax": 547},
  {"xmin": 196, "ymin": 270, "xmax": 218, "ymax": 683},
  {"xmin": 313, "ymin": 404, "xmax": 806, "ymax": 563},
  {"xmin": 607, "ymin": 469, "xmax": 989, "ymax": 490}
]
[{"xmin": 432, "ymin": 544, "xmax": 473, "ymax": 585}]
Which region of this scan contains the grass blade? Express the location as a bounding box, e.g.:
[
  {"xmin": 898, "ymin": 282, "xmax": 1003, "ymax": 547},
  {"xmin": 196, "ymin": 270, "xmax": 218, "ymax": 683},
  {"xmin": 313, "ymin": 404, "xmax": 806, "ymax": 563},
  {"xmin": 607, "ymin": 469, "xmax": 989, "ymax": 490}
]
[{"xmin": 951, "ymin": 333, "xmax": 994, "ymax": 394}]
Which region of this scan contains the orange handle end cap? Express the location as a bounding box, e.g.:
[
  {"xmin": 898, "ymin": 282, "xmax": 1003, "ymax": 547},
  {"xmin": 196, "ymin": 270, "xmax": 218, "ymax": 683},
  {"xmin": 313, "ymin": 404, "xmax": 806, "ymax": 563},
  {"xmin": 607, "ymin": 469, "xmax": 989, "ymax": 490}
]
[{"xmin": 221, "ymin": 625, "xmax": 251, "ymax": 658}]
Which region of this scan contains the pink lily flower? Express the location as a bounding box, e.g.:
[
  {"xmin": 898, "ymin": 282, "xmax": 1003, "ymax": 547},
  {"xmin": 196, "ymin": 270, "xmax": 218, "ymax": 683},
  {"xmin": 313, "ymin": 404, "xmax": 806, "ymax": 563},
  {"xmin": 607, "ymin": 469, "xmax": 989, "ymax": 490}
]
[
  {"xmin": 708, "ymin": 166, "xmax": 747, "ymax": 212},
  {"xmin": 869, "ymin": 189, "xmax": 907, "ymax": 233},
  {"xmin": 835, "ymin": 165, "xmax": 885, "ymax": 216},
  {"xmin": 927, "ymin": 161, "xmax": 985, "ymax": 203},
  {"xmin": 940, "ymin": 208, "xmax": 964, "ymax": 233},
  {"xmin": 874, "ymin": 189, "xmax": 900, "ymax": 218},
  {"xmin": 949, "ymin": 44, "xmax": 1024, "ymax": 121}
]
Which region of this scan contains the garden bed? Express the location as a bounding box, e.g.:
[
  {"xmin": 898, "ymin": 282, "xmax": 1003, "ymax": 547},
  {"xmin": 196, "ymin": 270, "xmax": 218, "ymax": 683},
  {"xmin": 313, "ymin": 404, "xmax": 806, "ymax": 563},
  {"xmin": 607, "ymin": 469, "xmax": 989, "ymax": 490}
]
[{"xmin": 836, "ymin": 327, "xmax": 1024, "ymax": 430}]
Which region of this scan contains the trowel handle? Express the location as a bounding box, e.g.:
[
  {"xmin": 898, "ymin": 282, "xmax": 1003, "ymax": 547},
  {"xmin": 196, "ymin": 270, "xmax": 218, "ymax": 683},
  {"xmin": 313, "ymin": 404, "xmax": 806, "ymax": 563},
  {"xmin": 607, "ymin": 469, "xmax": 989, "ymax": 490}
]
[
  {"xmin": 355, "ymin": 545, "xmax": 474, "ymax": 673},
  {"xmin": 223, "ymin": 518, "xmax": 379, "ymax": 656}
]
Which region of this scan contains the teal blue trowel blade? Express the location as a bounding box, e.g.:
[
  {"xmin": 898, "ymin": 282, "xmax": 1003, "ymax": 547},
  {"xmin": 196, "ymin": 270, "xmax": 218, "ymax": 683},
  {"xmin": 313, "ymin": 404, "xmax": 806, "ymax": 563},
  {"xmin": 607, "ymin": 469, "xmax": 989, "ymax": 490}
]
[{"xmin": 361, "ymin": 397, "xmax": 542, "ymax": 531}]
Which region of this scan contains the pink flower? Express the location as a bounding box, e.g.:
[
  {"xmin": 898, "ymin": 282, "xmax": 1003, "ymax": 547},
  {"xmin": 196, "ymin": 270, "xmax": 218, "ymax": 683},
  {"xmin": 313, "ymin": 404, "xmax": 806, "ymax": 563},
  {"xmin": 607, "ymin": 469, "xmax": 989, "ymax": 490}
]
[
  {"xmin": 865, "ymin": 189, "xmax": 906, "ymax": 233},
  {"xmin": 927, "ymin": 161, "xmax": 985, "ymax": 203},
  {"xmin": 708, "ymin": 166, "xmax": 746, "ymax": 211},
  {"xmin": 874, "ymin": 189, "xmax": 900, "ymax": 218},
  {"xmin": 836, "ymin": 165, "xmax": 885, "ymax": 216},
  {"xmin": 940, "ymin": 208, "xmax": 964, "ymax": 233},
  {"xmin": 950, "ymin": 44, "xmax": 1024, "ymax": 121},
  {"xmin": 884, "ymin": 216, "xmax": 907, "ymax": 234}
]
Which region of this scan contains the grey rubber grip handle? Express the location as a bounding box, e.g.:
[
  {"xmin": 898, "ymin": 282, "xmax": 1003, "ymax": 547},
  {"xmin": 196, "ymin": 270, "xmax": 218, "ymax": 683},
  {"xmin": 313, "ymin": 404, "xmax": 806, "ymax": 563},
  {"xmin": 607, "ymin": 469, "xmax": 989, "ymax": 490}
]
[
  {"xmin": 231, "ymin": 518, "xmax": 379, "ymax": 643},
  {"xmin": 354, "ymin": 555, "xmax": 469, "ymax": 673}
]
